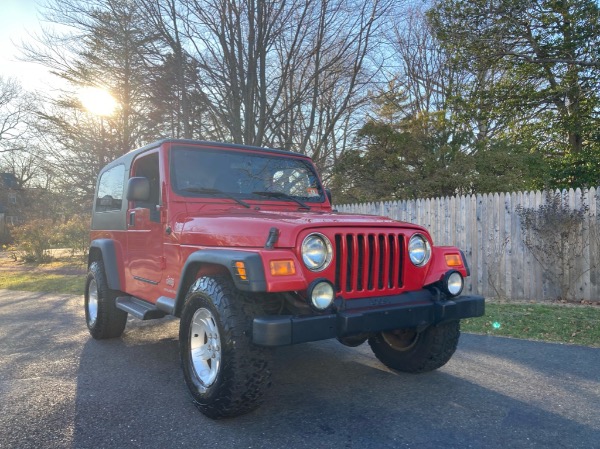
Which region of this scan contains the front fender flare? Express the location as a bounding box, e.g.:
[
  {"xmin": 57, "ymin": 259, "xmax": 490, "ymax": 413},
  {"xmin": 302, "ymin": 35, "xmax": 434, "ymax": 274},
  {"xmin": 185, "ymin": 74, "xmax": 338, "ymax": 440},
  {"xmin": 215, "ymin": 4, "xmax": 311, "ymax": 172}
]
[{"xmin": 174, "ymin": 249, "xmax": 267, "ymax": 316}]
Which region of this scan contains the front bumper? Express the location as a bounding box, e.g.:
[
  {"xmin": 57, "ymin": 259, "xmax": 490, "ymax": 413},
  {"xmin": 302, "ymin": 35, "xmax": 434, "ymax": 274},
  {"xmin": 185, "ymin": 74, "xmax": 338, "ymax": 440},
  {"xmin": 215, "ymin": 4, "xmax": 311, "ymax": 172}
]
[{"xmin": 253, "ymin": 291, "xmax": 484, "ymax": 346}]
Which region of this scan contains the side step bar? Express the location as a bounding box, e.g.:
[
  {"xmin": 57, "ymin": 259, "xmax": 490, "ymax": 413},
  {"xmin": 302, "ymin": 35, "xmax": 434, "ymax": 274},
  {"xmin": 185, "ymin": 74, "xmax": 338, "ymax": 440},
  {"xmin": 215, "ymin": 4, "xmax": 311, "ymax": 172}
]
[{"xmin": 116, "ymin": 296, "xmax": 167, "ymax": 320}]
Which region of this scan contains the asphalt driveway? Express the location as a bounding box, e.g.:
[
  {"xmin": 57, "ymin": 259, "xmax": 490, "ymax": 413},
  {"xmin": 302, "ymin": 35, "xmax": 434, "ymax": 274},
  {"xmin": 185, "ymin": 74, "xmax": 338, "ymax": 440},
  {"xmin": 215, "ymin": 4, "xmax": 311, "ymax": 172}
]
[{"xmin": 0, "ymin": 289, "xmax": 598, "ymax": 449}]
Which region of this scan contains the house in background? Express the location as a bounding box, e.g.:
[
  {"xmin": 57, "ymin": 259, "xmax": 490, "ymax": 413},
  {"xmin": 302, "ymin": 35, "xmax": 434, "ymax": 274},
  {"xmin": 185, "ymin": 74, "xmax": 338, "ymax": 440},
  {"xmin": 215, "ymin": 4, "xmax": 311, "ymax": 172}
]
[{"xmin": 0, "ymin": 173, "xmax": 23, "ymax": 243}]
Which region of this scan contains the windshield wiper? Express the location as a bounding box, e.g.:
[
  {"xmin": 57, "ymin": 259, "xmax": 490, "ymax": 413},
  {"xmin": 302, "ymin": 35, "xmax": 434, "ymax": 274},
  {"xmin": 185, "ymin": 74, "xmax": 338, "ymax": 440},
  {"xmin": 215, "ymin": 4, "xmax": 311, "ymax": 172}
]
[
  {"xmin": 252, "ymin": 191, "xmax": 310, "ymax": 210},
  {"xmin": 181, "ymin": 187, "xmax": 250, "ymax": 208}
]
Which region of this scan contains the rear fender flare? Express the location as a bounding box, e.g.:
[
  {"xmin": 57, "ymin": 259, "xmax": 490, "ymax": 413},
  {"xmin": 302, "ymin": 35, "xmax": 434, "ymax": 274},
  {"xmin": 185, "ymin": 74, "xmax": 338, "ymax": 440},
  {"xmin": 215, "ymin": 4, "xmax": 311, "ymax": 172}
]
[{"xmin": 88, "ymin": 239, "xmax": 124, "ymax": 291}]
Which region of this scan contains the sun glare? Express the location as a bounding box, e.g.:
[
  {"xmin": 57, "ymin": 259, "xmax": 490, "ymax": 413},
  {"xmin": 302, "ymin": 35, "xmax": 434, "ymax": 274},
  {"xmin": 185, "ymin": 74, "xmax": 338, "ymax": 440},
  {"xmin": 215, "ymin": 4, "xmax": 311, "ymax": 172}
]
[{"xmin": 78, "ymin": 87, "xmax": 118, "ymax": 116}]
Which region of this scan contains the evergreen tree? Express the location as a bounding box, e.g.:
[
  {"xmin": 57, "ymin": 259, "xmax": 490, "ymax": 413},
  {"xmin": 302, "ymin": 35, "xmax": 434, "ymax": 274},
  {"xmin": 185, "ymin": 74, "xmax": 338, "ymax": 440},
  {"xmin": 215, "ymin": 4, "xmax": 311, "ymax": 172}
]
[{"xmin": 429, "ymin": 0, "xmax": 600, "ymax": 188}]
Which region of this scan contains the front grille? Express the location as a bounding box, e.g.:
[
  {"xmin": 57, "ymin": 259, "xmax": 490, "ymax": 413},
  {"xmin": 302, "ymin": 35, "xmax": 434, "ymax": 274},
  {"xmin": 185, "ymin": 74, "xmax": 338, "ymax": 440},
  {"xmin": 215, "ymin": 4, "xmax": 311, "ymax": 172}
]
[{"xmin": 334, "ymin": 232, "xmax": 403, "ymax": 296}]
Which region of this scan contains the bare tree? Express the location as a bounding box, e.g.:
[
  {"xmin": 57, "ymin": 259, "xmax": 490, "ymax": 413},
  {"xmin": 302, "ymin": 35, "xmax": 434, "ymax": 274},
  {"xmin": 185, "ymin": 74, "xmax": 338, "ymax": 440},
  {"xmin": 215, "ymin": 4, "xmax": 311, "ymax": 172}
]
[
  {"xmin": 18, "ymin": 0, "xmax": 165, "ymax": 206},
  {"xmin": 22, "ymin": 0, "xmax": 161, "ymax": 154},
  {"xmin": 20, "ymin": 0, "xmax": 395, "ymax": 190},
  {"xmin": 159, "ymin": 0, "xmax": 393, "ymax": 172},
  {"xmin": 0, "ymin": 77, "xmax": 34, "ymax": 152},
  {"xmin": 0, "ymin": 146, "xmax": 48, "ymax": 188},
  {"xmin": 380, "ymin": 5, "xmax": 521, "ymax": 145},
  {"xmin": 386, "ymin": 7, "xmax": 451, "ymax": 117},
  {"xmin": 137, "ymin": 0, "xmax": 201, "ymax": 139}
]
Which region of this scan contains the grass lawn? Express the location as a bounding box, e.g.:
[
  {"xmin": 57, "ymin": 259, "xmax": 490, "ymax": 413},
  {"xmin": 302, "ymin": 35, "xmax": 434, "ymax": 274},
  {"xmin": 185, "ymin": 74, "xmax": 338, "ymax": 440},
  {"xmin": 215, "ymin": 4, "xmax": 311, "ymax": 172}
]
[
  {"xmin": 0, "ymin": 271, "xmax": 84, "ymax": 295},
  {"xmin": 461, "ymin": 302, "xmax": 600, "ymax": 347},
  {"xmin": 0, "ymin": 252, "xmax": 85, "ymax": 295}
]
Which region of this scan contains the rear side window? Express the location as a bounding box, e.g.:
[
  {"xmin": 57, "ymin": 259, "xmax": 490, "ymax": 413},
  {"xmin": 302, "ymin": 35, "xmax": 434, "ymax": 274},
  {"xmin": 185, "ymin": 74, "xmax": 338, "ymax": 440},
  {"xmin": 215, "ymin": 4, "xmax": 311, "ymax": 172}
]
[{"xmin": 96, "ymin": 164, "xmax": 125, "ymax": 212}]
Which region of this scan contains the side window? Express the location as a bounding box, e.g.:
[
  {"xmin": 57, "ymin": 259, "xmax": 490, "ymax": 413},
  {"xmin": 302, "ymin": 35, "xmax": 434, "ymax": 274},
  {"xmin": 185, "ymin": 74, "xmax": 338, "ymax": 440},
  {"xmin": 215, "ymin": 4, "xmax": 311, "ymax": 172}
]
[
  {"xmin": 96, "ymin": 165, "xmax": 125, "ymax": 212},
  {"xmin": 132, "ymin": 152, "xmax": 160, "ymax": 221}
]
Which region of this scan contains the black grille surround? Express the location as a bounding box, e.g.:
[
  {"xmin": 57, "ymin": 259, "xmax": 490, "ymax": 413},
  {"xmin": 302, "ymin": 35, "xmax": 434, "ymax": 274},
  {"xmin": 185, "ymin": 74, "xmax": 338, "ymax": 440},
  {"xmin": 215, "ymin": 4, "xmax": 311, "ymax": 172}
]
[{"xmin": 334, "ymin": 232, "xmax": 404, "ymax": 298}]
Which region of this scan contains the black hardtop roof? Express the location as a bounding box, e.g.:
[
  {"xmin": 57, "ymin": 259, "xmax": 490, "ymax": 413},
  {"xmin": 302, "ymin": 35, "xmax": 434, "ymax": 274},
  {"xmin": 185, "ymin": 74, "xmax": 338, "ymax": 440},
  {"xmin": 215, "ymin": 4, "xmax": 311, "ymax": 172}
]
[
  {"xmin": 135, "ymin": 138, "xmax": 305, "ymax": 159},
  {"xmin": 99, "ymin": 139, "xmax": 310, "ymax": 176}
]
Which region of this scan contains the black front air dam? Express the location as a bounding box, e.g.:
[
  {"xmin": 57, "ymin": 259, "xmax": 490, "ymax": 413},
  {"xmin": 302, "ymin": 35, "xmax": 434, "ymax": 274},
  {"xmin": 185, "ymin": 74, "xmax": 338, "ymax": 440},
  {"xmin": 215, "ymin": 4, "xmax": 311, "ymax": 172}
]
[{"xmin": 253, "ymin": 293, "xmax": 485, "ymax": 347}]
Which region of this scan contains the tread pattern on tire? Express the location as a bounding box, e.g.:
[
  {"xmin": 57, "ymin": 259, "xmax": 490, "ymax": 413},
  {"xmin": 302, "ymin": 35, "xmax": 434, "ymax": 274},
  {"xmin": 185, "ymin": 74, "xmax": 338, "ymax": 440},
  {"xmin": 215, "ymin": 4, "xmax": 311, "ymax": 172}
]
[
  {"xmin": 368, "ymin": 320, "xmax": 460, "ymax": 373},
  {"xmin": 85, "ymin": 260, "xmax": 127, "ymax": 339},
  {"xmin": 180, "ymin": 276, "xmax": 271, "ymax": 419}
]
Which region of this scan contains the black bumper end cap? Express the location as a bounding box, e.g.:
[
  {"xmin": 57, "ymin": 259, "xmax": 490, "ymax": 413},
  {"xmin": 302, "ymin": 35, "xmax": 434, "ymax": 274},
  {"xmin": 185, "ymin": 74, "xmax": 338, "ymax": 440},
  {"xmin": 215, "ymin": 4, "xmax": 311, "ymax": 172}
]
[
  {"xmin": 435, "ymin": 295, "xmax": 485, "ymax": 323},
  {"xmin": 253, "ymin": 316, "xmax": 293, "ymax": 346}
]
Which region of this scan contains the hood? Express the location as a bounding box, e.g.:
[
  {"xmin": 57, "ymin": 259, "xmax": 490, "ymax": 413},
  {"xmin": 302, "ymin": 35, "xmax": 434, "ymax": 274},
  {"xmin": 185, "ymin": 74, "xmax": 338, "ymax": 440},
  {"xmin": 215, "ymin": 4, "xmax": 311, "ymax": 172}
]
[{"xmin": 175, "ymin": 207, "xmax": 427, "ymax": 248}]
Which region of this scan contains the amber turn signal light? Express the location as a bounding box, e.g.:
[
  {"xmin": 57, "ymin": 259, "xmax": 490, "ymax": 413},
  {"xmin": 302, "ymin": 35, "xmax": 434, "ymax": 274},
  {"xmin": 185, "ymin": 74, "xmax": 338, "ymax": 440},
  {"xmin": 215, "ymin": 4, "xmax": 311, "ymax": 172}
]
[
  {"xmin": 270, "ymin": 260, "xmax": 296, "ymax": 276},
  {"xmin": 234, "ymin": 261, "xmax": 247, "ymax": 280},
  {"xmin": 445, "ymin": 254, "xmax": 463, "ymax": 268}
]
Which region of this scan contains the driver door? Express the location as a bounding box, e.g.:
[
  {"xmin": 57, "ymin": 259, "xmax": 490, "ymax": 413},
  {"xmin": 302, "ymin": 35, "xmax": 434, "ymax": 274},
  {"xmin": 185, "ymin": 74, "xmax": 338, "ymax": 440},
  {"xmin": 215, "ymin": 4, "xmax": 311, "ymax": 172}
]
[{"xmin": 126, "ymin": 151, "xmax": 164, "ymax": 300}]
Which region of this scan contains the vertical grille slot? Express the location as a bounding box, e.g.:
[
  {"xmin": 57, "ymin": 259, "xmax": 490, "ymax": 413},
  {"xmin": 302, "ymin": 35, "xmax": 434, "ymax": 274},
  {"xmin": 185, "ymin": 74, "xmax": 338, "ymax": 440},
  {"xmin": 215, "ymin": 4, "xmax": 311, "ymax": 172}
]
[
  {"xmin": 347, "ymin": 234, "xmax": 355, "ymax": 291},
  {"xmin": 335, "ymin": 232, "xmax": 403, "ymax": 295},
  {"xmin": 368, "ymin": 234, "xmax": 376, "ymax": 290},
  {"xmin": 357, "ymin": 234, "xmax": 365, "ymax": 291},
  {"xmin": 392, "ymin": 234, "xmax": 403, "ymax": 288}
]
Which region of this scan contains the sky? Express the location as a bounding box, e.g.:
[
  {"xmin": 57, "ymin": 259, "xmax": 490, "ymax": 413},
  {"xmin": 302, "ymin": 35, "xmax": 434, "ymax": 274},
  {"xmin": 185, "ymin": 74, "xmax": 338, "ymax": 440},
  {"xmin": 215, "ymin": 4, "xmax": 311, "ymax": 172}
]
[{"xmin": 0, "ymin": 0, "xmax": 51, "ymax": 90}]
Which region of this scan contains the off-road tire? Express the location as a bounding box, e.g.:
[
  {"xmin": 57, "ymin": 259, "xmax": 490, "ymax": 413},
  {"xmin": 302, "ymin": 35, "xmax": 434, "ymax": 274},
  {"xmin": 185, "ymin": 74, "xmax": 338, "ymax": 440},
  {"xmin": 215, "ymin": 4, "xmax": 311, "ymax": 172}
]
[
  {"xmin": 368, "ymin": 320, "xmax": 460, "ymax": 373},
  {"xmin": 84, "ymin": 260, "xmax": 127, "ymax": 339},
  {"xmin": 180, "ymin": 276, "xmax": 271, "ymax": 419}
]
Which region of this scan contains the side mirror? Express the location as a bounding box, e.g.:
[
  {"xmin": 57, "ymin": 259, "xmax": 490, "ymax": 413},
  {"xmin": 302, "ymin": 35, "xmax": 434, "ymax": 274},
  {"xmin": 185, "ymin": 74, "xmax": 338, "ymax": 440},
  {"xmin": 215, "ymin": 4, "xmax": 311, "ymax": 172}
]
[
  {"xmin": 325, "ymin": 188, "xmax": 333, "ymax": 204},
  {"xmin": 126, "ymin": 177, "xmax": 150, "ymax": 202}
]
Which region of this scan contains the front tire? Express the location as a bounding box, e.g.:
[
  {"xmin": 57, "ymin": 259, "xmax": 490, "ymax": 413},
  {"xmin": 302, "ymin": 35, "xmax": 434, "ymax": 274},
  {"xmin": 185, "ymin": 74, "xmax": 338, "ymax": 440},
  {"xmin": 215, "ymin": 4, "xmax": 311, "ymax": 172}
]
[
  {"xmin": 179, "ymin": 276, "xmax": 270, "ymax": 419},
  {"xmin": 84, "ymin": 260, "xmax": 127, "ymax": 339},
  {"xmin": 368, "ymin": 320, "xmax": 460, "ymax": 373}
]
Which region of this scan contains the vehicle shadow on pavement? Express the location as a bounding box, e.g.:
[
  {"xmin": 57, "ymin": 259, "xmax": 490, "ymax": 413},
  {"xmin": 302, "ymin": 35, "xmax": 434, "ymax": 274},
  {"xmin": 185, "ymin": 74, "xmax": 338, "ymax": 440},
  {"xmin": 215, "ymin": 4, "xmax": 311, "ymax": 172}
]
[
  {"xmin": 1, "ymin": 290, "xmax": 597, "ymax": 449},
  {"xmin": 69, "ymin": 321, "xmax": 600, "ymax": 449}
]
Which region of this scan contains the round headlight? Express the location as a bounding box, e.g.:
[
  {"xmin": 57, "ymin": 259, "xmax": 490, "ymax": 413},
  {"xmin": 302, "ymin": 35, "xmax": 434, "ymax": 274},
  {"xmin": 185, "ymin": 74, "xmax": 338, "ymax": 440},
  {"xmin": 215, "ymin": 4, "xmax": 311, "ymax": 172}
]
[
  {"xmin": 309, "ymin": 281, "xmax": 335, "ymax": 310},
  {"xmin": 408, "ymin": 234, "xmax": 431, "ymax": 266},
  {"xmin": 301, "ymin": 233, "xmax": 333, "ymax": 271}
]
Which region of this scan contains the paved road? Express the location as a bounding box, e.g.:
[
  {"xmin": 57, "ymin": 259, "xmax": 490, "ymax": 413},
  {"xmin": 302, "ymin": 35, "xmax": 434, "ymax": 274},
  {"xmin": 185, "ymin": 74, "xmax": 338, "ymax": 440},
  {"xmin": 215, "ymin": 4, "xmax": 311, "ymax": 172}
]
[{"xmin": 0, "ymin": 290, "xmax": 599, "ymax": 449}]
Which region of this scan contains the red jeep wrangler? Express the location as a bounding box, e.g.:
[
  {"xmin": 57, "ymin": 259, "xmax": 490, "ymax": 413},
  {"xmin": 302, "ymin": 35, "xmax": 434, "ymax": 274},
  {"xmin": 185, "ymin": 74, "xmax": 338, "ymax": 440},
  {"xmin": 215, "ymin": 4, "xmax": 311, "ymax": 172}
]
[{"xmin": 85, "ymin": 139, "xmax": 484, "ymax": 418}]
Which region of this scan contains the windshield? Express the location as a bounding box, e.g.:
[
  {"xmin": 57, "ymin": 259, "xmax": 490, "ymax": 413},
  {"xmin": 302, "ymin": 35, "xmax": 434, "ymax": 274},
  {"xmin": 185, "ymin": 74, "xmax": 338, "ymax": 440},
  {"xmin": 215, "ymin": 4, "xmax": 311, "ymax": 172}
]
[{"xmin": 170, "ymin": 146, "xmax": 325, "ymax": 203}]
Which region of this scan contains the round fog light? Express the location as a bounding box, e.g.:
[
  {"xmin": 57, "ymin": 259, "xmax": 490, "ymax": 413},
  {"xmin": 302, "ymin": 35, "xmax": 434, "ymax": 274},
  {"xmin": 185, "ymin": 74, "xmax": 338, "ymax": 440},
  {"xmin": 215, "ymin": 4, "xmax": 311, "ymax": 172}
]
[
  {"xmin": 446, "ymin": 271, "xmax": 464, "ymax": 296},
  {"xmin": 310, "ymin": 281, "xmax": 335, "ymax": 310}
]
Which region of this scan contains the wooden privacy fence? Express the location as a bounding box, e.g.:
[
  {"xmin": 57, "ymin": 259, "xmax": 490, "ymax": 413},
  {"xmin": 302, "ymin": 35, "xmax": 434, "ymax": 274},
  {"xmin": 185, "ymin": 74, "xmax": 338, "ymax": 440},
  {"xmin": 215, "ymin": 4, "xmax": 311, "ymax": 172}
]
[{"xmin": 335, "ymin": 187, "xmax": 600, "ymax": 301}]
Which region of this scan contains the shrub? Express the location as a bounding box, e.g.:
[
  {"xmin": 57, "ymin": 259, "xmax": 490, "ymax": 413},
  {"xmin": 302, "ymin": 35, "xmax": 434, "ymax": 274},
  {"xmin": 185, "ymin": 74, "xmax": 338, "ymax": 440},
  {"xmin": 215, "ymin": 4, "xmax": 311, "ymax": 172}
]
[
  {"xmin": 516, "ymin": 190, "xmax": 590, "ymax": 301},
  {"xmin": 9, "ymin": 215, "xmax": 90, "ymax": 263},
  {"xmin": 10, "ymin": 219, "xmax": 56, "ymax": 263},
  {"xmin": 56, "ymin": 215, "xmax": 90, "ymax": 259}
]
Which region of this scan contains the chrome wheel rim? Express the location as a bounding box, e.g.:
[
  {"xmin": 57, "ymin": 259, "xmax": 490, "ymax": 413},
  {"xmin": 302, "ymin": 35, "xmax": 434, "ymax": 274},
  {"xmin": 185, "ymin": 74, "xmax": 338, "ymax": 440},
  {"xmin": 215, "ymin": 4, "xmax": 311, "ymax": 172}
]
[
  {"xmin": 87, "ymin": 279, "xmax": 99, "ymax": 326},
  {"xmin": 382, "ymin": 329, "xmax": 419, "ymax": 352},
  {"xmin": 189, "ymin": 308, "xmax": 221, "ymax": 389}
]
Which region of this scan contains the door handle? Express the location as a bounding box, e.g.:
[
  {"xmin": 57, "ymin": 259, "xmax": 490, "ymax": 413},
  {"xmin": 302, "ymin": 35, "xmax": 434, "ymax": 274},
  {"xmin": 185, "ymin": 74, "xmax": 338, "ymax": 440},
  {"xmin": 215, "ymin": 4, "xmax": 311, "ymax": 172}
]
[{"xmin": 129, "ymin": 211, "xmax": 135, "ymax": 227}]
